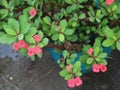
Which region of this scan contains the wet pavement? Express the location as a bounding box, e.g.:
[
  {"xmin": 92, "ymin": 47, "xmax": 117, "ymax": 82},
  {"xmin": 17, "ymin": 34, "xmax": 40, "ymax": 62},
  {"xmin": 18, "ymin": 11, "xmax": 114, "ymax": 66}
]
[{"xmin": 0, "ymin": 44, "xmax": 120, "ymax": 90}]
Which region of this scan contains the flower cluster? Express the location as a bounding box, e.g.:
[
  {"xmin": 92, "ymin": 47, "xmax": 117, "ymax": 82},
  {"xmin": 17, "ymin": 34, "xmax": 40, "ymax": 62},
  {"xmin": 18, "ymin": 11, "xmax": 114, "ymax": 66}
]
[
  {"xmin": 92, "ymin": 64, "xmax": 107, "ymax": 73},
  {"xmin": 67, "ymin": 77, "xmax": 82, "ymax": 88},
  {"xmin": 13, "ymin": 34, "xmax": 42, "ymax": 57},
  {"xmin": 13, "ymin": 40, "xmax": 29, "ymax": 51}
]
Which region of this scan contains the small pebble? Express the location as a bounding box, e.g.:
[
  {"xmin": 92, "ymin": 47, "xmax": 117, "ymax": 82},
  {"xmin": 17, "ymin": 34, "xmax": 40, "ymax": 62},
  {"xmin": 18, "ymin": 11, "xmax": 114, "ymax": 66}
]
[{"xmin": 9, "ymin": 77, "xmax": 13, "ymax": 80}]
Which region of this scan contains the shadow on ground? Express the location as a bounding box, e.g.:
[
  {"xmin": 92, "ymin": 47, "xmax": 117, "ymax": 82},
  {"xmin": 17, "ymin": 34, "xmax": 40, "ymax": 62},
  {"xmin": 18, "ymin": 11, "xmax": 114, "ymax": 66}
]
[{"xmin": 0, "ymin": 44, "xmax": 120, "ymax": 90}]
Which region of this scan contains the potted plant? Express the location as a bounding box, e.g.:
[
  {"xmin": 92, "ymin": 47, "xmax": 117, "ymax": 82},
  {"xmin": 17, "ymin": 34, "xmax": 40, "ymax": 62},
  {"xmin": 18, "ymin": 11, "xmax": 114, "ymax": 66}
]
[{"xmin": 0, "ymin": 0, "xmax": 120, "ymax": 88}]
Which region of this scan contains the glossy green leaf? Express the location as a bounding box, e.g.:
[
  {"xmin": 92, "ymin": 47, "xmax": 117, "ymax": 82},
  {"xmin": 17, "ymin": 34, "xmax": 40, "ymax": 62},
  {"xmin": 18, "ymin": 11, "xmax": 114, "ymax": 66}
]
[
  {"xmin": 60, "ymin": 20, "xmax": 67, "ymax": 28},
  {"xmin": 59, "ymin": 34, "xmax": 65, "ymax": 42},
  {"xmin": 3, "ymin": 25, "xmax": 16, "ymax": 35},
  {"xmin": 43, "ymin": 16, "xmax": 51, "ymax": 25},
  {"xmin": 64, "ymin": 29, "xmax": 74, "ymax": 35},
  {"xmin": 86, "ymin": 57, "xmax": 93, "ymax": 64},
  {"xmin": 116, "ymin": 41, "xmax": 120, "ymax": 51},
  {"xmin": 0, "ymin": 34, "xmax": 16, "ymax": 44},
  {"xmin": 102, "ymin": 39, "xmax": 115, "ymax": 47},
  {"xmin": 59, "ymin": 69, "xmax": 68, "ymax": 77}
]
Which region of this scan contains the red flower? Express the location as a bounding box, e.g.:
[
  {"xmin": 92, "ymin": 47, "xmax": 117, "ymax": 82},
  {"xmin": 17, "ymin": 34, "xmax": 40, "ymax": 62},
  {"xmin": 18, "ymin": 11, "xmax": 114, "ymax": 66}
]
[
  {"xmin": 92, "ymin": 64, "xmax": 100, "ymax": 73},
  {"xmin": 18, "ymin": 40, "xmax": 26, "ymax": 48},
  {"xmin": 67, "ymin": 79, "xmax": 75, "ymax": 88},
  {"xmin": 13, "ymin": 42, "xmax": 19, "ymax": 51},
  {"xmin": 24, "ymin": 43, "xmax": 29, "ymax": 48},
  {"xmin": 106, "ymin": 0, "xmax": 114, "ymax": 5},
  {"xmin": 74, "ymin": 77, "xmax": 83, "ymax": 87},
  {"xmin": 34, "ymin": 46, "xmax": 42, "ymax": 55},
  {"xmin": 29, "ymin": 8, "xmax": 37, "ymax": 17},
  {"xmin": 27, "ymin": 47, "xmax": 35, "ymax": 56},
  {"xmin": 87, "ymin": 48, "xmax": 94, "ymax": 55},
  {"xmin": 100, "ymin": 64, "xmax": 107, "ymax": 72},
  {"xmin": 33, "ymin": 34, "xmax": 41, "ymax": 43}
]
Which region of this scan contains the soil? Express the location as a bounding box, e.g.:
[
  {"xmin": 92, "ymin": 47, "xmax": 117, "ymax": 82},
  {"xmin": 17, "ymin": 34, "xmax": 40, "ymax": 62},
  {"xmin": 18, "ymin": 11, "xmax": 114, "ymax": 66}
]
[{"xmin": 0, "ymin": 44, "xmax": 120, "ymax": 90}]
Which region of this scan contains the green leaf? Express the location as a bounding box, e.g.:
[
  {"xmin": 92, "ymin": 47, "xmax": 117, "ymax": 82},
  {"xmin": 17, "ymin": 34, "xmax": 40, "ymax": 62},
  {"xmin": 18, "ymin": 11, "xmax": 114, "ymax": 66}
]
[
  {"xmin": 117, "ymin": 31, "xmax": 120, "ymax": 38},
  {"xmin": 21, "ymin": 23, "xmax": 30, "ymax": 34},
  {"xmin": 0, "ymin": 9, "xmax": 8, "ymax": 19},
  {"xmin": 59, "ymin": 34, "xmax": 65, "ymax": 42},
  {"xmin": 93, "ymin": 38, "xmax": 101, "ymax": 48},
  {"xmin": 79, "ymin": 13, "xmax": 86, "ymax": 19},
  {"xmin": 52, "ymin": 33, "xmax": 59, "ymax": 40},
  {"xmin": 63, "ymin": 50, "xmax": 69, "ymax": 58},
  {"xmin": 103, "ymin": 27, "xmax": 115, "ymax": 39},
  {"xmin": 94, "ymin": 47, "xmax": 100, "ymax": 56},
  {"xmin": 73, "ymin": 68, "xmax": 78, "ymax": 73},
  {"xmin": 43, "ymin": 16, "xmax": 51, "ymax": 25},
  {"xmin": 98, "ymin": 53, "xmax": 107, "ymax": 58},
  {"xmin": 60, "ymin": 20, "xmax": 67, "ymax": 28},
  {"xmin": 19, "ymin": 15, "xmax": 30, "ymax": 34},
  {"xmin": 96, "ymin": 18, "xmax": 101, "ymax": 23},
  {"xmin": 19, "ymin": 48, "xmax": 27, "ymax": 56},
  {"xmin": 96, "ymin": 58, "xmax": 101, "ymax": 62},
  {"xmin": 0, "ymin": 34, "xmax": 16, "ymax": 44},
  {"xmin": 112, "ymin": 5, "xmax": 117, "ymax": 11},
  {"xmin": 64, "ymin": 29, "xmax": 74, "ymax": 35},
  {"xmin": 26, "ymin": 27, "xmax": 37, "ymax": 36},
  {"xmin": 99, "ymin": 59, "xmax": 107, "ymax": 65},
  {"xmin": 31, "ymin": 56, "xmax": 35, "ymax": 61},
  {"xmin": 18, "ymin": 34, "xmax": 24, "ymax": 40},
  {"xmin": 75, "ymin": 71, "xmax": 82, "ymax": 77},
  {"xmin": 25, "ymin": 35, "xmax": 35, "ymax": 44},
  {"xmin": 66, "ymin": 4, "xmax": 77, "ymax": 13},
  {"xmin": 41, "ymin": 38, "xmax": 49, "ymax": 46},
  {"xmin": 65, "ymin": 0, "xmax": 74, "ymax": 4},
  {"xmin": 65, "ymin": 74, "xmax": 73, "ymax": 80},
  {"xmin": 38, "ymin": 43, "xmax": 44, "ymax": 48},
  {"xmin": 1, "ymin": 0, "xmax": 9, "ymax": 8},
  {"xmin": 3, "ymin": 25, "xmax": 17, "ymax": 35},
  {"xmin": 86, "ymin": 57, "xmax": 93, "ymax": 64},
  {"xmin": 8, "ymin": 18, "xmax": 20, "ymax": 33},
  {"xmin": 38, "ymin": 31, "xmax": 43, "ymax": 39},
  {"xmin": 89, "ymin": 16, "xmax": 95, "ymax": 22},
  {"xmin": 59, "ymin": 69, "xmax": 68, "ymax": 77},
  {"xmin": 96, "ymin": 10, "xmax": 101, "ymax": 17},
  {"xmin": 19, "ymin": 15, "xmax": 27, "ymax": 24},
  {"xmin": 70, "ymin": 53, "xmax": 77, "ymax": 59},
  {"xmin": 102, "ymin": 38, "xmax": 115, "ymax": 47},
  {"xmin": 74, "ymin": 61, "xmax": 81, "ymax": 68},
  {"xmin": 116, "ymin": 41, "xmax": 120, "ymax": 51}
]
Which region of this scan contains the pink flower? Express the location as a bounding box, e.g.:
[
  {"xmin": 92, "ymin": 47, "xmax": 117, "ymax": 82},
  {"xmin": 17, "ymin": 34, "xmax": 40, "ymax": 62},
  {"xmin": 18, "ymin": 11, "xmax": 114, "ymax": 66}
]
[
  {"xmin": 33, "ymin": 34, "xmax": 41, "ymax": 43},
  {"xmin": 66, "ymin": 64, "xmax": 73, "ymax": 72},
  {"xmin": 67, "ymin": 79, "xmax": 75, "ymax": 88},
  {"xmin": 34, "ymin": 46, "xmax": 42, "ymax": 55},
  {"xmin": 13, "ymin": 42, "xmax": 19, "ymax": 51},
  {"xmin": 29, "ymin": 8, "xmax": 37, "ymax": 17},
  {"xmin": 27, "ymin": 47, "xmax": 35, "ymax": 56},
  {"xmin": 106, "ymin": 0, "xmax": 114, "ymax": 5},
  {"xmin": 74, "ymin": 77, "xmax": 83, "ymax": 87},
  {"xmin": 18, "ymin": 40, "xmax": 26, "ymax": 48},
  {"xmin": 92, "ymin": 64, "xmax": 100, "ymax": 73},
  {"xmin": 87, "ymin": 48, "xmax": 94, "ymax": 55},
  {"xmin": 100, "ymin": 64, "xmax": 107, "ymax": 72},
  {"xmin": 24, "ymin": 43, "xmax": 29, "ymax": 48}
]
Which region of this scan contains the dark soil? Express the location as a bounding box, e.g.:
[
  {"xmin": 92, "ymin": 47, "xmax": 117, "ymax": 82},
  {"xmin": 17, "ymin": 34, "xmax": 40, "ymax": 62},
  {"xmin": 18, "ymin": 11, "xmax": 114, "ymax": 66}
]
[{"xmin": 0, "ymin": 44, "xmax": 120, "ymax": 90}]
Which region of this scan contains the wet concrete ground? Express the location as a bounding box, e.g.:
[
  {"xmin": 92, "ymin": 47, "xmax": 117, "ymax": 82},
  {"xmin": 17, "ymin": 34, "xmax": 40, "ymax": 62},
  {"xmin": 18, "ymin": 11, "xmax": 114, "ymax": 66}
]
[{"xmin": 0, "ymin": 44, "xmax": 120, "ymax": 90}]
